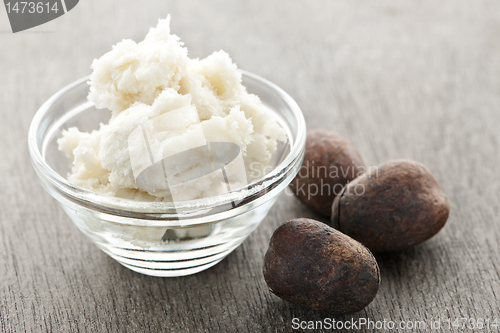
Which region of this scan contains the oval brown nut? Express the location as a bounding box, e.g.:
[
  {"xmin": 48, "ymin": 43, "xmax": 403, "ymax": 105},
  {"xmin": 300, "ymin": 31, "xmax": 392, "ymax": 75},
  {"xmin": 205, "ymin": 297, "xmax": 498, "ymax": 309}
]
[
  {"xmin": 331, "ymin": 160, "xmax": 450, "ymax": 252},
  {"xmin": 289, "ymin": 129, "xmax": 365, "ymax": 217},
  {"xmin": 263, "ymin": 218, "xmax": 380, "ymax": 314}
]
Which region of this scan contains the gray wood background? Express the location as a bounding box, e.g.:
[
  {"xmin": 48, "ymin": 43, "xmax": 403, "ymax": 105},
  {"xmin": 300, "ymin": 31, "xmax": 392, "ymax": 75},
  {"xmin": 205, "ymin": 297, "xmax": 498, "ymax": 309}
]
[{"xmin": 1, "ymin": 0, "xmax": 500, "ymax": 332}]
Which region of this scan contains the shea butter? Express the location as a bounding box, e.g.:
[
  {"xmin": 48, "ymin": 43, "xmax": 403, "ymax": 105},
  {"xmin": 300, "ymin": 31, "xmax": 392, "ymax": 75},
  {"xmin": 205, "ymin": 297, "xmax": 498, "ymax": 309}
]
[{"xmin": 58, "ymin": 16, "xmax": 285, "ymax": 202}]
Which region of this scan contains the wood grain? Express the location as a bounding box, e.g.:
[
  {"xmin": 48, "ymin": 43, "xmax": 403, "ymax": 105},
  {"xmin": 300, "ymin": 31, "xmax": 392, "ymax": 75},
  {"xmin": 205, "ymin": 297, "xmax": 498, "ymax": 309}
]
[{"xmin": 1, "ymin": 0, "xmax": 500, "ymax": 332}]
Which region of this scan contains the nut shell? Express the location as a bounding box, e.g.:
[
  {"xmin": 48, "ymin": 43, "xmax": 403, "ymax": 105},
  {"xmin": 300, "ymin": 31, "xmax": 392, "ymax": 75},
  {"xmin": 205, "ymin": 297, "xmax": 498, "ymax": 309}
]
[
  {"xmin": 289, "ymin": 129, "xmax": 365, "ymax": 217},
  {"xmin": 263, "ymin": 218, "xmax": 380, "ymax": 314},
  {"xmin": 331, "ymin": 159, "xmax": 450, "ymax": 252}
]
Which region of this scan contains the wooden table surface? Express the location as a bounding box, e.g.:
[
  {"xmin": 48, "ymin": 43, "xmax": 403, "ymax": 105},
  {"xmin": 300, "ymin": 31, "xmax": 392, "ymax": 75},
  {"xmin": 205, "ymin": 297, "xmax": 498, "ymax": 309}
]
[{"xmin": 2, "ymin": 1, "xmax": 500, "ymax": 332}]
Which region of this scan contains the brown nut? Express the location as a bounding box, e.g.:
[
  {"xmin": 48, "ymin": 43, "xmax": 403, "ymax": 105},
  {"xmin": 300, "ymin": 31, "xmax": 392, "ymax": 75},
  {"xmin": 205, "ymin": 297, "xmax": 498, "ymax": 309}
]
[
  {"xmin": 263, "ymin": 218, "xmax": 380, "ymax": 314},
  {"xmin": 289, "ymin": 129, "xmax": 365, "ymax": 217},
  {"xmin": 331, "ymin": 159, "xmax": 450, "ymax": 252}
]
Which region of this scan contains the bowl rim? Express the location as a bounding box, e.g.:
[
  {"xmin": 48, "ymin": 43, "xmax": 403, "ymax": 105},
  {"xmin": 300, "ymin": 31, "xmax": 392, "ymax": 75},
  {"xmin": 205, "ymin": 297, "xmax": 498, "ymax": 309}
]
[{"xmin": 28, "ymin": 70, "xmax": 306, "ymax": 218}]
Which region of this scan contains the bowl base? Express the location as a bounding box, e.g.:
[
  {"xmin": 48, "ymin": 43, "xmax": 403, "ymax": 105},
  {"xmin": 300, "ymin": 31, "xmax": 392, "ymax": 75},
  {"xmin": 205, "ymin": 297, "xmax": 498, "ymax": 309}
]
[
  {"xmin": 96, "ymin": 237, "xmax": 248, "ymax": 277},
  {"xmin": 119, "ymin": 258, "xmax": 225, "ymax": 277}
]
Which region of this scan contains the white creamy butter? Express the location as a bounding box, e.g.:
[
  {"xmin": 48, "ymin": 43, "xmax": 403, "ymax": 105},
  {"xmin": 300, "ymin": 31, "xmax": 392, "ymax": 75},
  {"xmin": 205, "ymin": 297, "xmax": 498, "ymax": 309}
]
[{"xmin": 58, "ymin": 16, "xmax": 285, "ymax": 202}]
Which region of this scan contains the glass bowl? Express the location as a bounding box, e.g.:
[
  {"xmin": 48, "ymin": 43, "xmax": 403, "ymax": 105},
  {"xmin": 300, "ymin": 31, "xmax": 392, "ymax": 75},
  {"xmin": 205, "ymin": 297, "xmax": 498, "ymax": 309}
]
[{"xmin": 28, "ymin": 70, "xmax": 306, "ymax": 277}]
